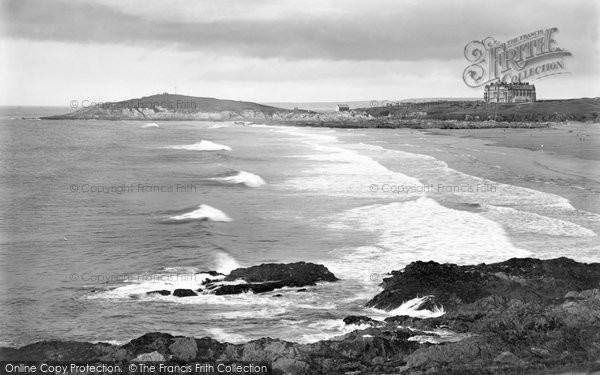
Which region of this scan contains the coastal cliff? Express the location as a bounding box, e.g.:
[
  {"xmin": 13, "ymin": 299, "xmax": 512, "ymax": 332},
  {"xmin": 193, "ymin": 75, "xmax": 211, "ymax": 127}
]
[
  {"xmin": 43, "ymin": 94, "xmax": 290, "ymax": 121},
  {"xmin": 2, "ymin": 257, "xmax": 600, "ymax": 374},
  {"xmin": 42, "ymin": 94, "xmax": 600, "ymax": 127}
]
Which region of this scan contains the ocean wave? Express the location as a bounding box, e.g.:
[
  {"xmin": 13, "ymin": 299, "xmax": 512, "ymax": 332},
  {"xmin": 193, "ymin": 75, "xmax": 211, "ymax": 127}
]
[
  {"xmin": 325, "ymin": 198, "xmax": 532, "ymax": 284},
  {"xmin": 166, "ymin": 140, "xmax": 232, "ymax": 151},
  {"xmin": 167, "ymin": 204, "xmax": 232, "ymax": 222},
  {"xmin": 295, "ymin": 319, "xmax": 372, "ymax": 343},
  {"xmin": 205, "ymin": 328, "xmax": 248, "ymax": 344},
  {"xmin": 208, "ymin": 171, "xmax": 266, "ymax": 188},
  {"xmin": 382, "ymin": 296, "xmax": 445, "ymax": 319},
  {"xmin": 214, "ymin": 252, "xmax": 240, "ymax": 274},
  {"xmin": 141, "ymin": 123, "xmax": 159, "ymax": 128}
]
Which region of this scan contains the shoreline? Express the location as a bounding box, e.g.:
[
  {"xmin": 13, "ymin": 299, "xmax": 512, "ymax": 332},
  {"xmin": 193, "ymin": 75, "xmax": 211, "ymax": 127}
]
[
  {"xmin": 338, "ymin": 123, "xmax": 600, "ymax": 215},
  {"xmin": 2, "ymin": 257, "xmax": 600, "ymax": 374},
  {"xmin": 418, "ymin": 124, "xmax": 600, "ymax": 215},
  {"xmin": 38, "ymin": 96, "xmax": 600, "ymax": 125}
]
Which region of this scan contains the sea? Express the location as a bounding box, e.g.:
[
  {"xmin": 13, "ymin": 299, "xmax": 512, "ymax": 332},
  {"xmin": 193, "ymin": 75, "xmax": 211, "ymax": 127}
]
[{"xmin": 0, "ymin": 107, "xmax": 598, "ymax": 347}]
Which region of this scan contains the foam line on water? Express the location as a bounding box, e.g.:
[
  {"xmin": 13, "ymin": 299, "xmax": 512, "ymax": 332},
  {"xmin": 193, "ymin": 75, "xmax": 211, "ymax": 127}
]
[
  {"xmin": 276, "ymin": 127, "xmax": 597, "ymax": 270},
  {"xmin": 272, "ymin": 129, "xmax": 421, "ymax": 198},
  {"xmin": 208, "ymin": 171, "xmax": 266, "ymax": 188},
  {"xmin": 325, "ymin": 198, "xmax": 532, "ymax": 283},
  {"xmin": 167, "ymin": 204, "xmax": 232, "ymax": 222},
  {"xmin": 165, "ymin": 140, "xmax": 232, "ymax": 151},
  {"xmin": 383, "ymin": 296, "xmax": 445, "ymax": 318},
  {"xmin": 484, "ymin": 205, "xmax": 596, "ymax": 237}
]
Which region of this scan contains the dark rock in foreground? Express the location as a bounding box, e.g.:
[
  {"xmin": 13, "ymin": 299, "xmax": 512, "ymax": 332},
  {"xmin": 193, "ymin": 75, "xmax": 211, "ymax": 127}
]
[
  {"xmin": 3, "ymin": 257, "xmax": 600, "ymax": 374},
  {"xmin": 366, "ymin": 257, "xmax": 600, "ymax": 311}
]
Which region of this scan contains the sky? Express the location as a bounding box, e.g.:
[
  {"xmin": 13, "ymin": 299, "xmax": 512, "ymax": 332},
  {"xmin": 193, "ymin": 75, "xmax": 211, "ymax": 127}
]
[{"xmin": 0, "ymin": 0, "xmax": 599, "ymax": 105}]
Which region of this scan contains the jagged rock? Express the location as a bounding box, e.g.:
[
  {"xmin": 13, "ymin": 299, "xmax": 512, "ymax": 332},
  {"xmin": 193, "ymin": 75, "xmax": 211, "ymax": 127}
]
[
  {"xmin": 168, "ymin": 337, "xmax": 197, "ymax": 361},
  {"xmin": 3, "ymin": 258, "xmax": 600, "ymax": 374},
  {"xmin": 0, "ymin": 341, "xmax": 113, "ymax": 361},
  {"xmin": 225, "ymin": 262, "xmax": 338, "ymax": 286},
  {"xmin": 132, "ymin": 351, "xmax": 165, "ymax": 361},
  {"xmin": 343, "ymin": 316, "xmax": 382, "ymax": 327},
  {"xmin": 173, "ymin": 289, "xmax": 197, "ymax": 297},
  {"xmin": 122, "ymin": 332, "xmax": 174, "ymax": 356},
  {"xmin": 212, "ymin": 281, "xmax": 286, "ymax": 295},
  {"xmin": 494, "ymin": 351, "xmax": 523, "ymax": 364},
  {"xmin": 367, "ymin": 257, "xmax": 600, "ymax": 311},
  {"xmin": 146, "ymin": 290, "xmax": 170, "ymax": 296},
  {"xmin": 203, "ymin": 262, "xmax": 338, "ymax": 295}
]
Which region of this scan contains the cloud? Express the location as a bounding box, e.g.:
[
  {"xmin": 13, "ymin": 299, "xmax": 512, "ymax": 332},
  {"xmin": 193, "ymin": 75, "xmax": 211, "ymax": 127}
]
[{"xmin": 3, "ymin": 0, "xmax": 597, "ymax": 62}]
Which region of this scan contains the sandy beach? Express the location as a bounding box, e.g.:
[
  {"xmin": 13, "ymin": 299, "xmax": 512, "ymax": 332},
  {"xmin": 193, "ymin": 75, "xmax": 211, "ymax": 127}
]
[{"xmin": 341, "ymin": 122, "xmax": 600, "ymax": 215}]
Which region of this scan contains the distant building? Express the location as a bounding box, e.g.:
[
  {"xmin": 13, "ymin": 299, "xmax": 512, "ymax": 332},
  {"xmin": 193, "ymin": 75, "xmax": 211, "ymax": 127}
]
[
  {"xmin": 484, "ymin": 82, "xmax": 536, "ymax": 103},
  {"xmin": 336, "ymin": 104, "xmax": 350, "ymax": 112}
]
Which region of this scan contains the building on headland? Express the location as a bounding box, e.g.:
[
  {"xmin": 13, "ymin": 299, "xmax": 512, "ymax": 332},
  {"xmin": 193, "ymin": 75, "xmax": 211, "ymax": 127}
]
[
  {"xmin": 336, "ymin": 104, "xmax": 350, "ymax": 111},
  {"xmin": 484, "ymin": 82, "xmax": 536, "ymax": 103}
]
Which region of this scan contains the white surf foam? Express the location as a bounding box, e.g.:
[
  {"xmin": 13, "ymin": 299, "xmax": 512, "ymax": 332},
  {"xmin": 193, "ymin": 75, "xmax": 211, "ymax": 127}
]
[
  {"xmin": 141, "ymin": 123, "xmax": 159, "ymax": 128},
  {"xmin": 380, "ymin": 296, "xmax": 445, "ymax": 319},
  {"xmin": 206, "ymin": 328, "xmax": 249, "ymax": 344},
  {"xmin": 208, "ymin": 171, "xmax": 266, "ymax": 188},
  {"xmin": 166, "ymin": 140, "xmax": 232, "ymax": 151},
  {"xmin": 276, "ymin": 127, "xmax": 597, "ymax": 276},
  {"xmin": 295, "ymin": 319, "xmax": 373, "ymax": 343},
  {"xmin": 484, "ymin": 205, "xmax": 596, "ymax": 237},
  {"xmin": 325, "ymin": 198, "xmax": 532, "ymax": 283},
  {"xmin": 275, "ymin": 136, "xmax": 421, "ymax": 198},
  {"xmin": 214, "ymin": 252, "xmax": 241, "ymax": 274},
  {"xmin": 88, "ymin": 251, "xmax": 243, "ymax": 301},
  {"xmin": 407, "ymin": 328, "xmax": 472, "ymax": 344},
  {"xmin": 168, "ymin": 205, "xmax": 232, "ymax": 222}
]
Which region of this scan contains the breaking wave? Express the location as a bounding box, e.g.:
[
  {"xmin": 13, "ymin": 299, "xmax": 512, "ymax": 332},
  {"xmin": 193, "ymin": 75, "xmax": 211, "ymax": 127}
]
[
  {"xmin": 166, "ymin": 140, "xmax": 231, "ymax": 151},
  {"xmin": 166, "ymin": 204, "xmax": 232, "ymax": 222},
  {"xmin": 383, "ymin": 295, "xmax": 446, "ymax": 318},
  {"xmin": 208, "ymin": 171, "xmax": 266, "ymax": 188}
]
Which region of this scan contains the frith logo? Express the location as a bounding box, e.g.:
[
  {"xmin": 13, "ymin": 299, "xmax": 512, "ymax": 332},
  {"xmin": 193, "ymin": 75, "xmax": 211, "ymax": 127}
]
[{"xmin": 463, "ymin": 28, "xmax": 572, "ymax": 87}]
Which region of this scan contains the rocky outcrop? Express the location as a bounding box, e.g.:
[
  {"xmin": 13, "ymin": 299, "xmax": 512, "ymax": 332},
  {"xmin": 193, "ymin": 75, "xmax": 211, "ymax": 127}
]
[
  {"xmin": 210, "ymin": 281, "xmax": 286, "ymax": 295},
  {"xmin": 172, "ymin": 289, "xmax": 197, "ymax": 297},
  {"xmin": 366, "ymin": 257, "xmax": 600, "ymax": 311},
  {"xmin": 202, "ymin": 262, "xmax": 338, "ymax": 296},
  {"xmin": 224, "ymin": 262, "xmax": 338, "ymax": 286},
  {"xmin": 2, "ymin": 257, "xmax": 599, "ymax": 374},
  {"xmin": 146, "ymin": 290, "xmax": 170, "ymax": 296},
  {"xmin": 130, "ymin": 263, "xmax": 340, "ymax": 298}
]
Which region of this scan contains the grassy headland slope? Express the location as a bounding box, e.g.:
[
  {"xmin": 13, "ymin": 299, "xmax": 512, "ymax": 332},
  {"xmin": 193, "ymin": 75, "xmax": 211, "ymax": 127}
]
[
  {"xmin": 43, "ymin": 93, "xmax": 290, "ymax": 121},
  {"xmin": 43, "ymin": 94, "xmax": 599, "ymax": 127},
  {"xmin": 363, "ymin": 98, "xmax": 600, "ymax": 123}
]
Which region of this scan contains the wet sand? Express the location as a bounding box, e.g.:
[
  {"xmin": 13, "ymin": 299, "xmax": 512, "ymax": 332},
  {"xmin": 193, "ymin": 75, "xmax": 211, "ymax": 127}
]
[
  {"xmin": 340, "ymin": 122, "xmax": 600, "ymax": 214},
  {"xmin": 421, "ymin": 122, "xmax": 600, "ymax": 214}
]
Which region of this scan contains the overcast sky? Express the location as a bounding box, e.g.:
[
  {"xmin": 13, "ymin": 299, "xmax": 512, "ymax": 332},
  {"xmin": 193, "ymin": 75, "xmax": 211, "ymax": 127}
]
[{"xmin": 1, "ymin": 0, "xmax": 598, "ymax": 105}]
